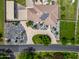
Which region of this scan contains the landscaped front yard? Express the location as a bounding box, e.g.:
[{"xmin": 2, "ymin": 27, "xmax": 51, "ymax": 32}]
[
  {"xmin": 60, "ymin": 21, "xmax": 75, "ymax": 45},
  {"xmin": 18, "ymin": 51, "xmax": 78, "ymax": 59},
  {"xmin": 58, "ymin": 0, "xmax": 78, "ymax": 20}
]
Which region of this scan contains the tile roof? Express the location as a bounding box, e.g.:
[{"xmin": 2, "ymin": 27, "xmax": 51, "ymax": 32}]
[{"xmin": 27, "ymin": 3, "xmax": 59, "ymax": 25}]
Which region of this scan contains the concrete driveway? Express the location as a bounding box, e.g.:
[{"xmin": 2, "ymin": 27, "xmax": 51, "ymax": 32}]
[{"xmin": 20, "ymin": 21, "xmax": 57, "ymax": 44}]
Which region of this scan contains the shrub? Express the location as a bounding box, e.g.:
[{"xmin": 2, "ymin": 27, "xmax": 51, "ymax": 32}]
[
  {"xmin": 32, "ymin": 34, "xmax": 51, "ymax": 45},
  {"xmin": 61, "ymin": 14, "xmax": 65, "ymax": 19},
  {"xmin": 61, "ymin": 6, "xmax": 65, "ymax": 11},
  {"xmin": 26, "ymin": 21, "xmax": 33, "ymax": 27},
  {"xmin": 61, "ymin": 37, "xmax": 68, "ymax": 45}
]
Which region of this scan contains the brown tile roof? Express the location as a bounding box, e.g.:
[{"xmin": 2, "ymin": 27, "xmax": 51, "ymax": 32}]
[{"xmin": 27, "ymin": 3, "xmax": 59, "ymax": 25}]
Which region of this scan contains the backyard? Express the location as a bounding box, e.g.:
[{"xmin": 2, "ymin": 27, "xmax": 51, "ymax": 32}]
[
  {"xmin": 60, "ymin": 21, "xmax": 75, "ymax": 45},
  {"xmin": 58, "ymin": 0, "xmax": 78, "ymax": 20}
]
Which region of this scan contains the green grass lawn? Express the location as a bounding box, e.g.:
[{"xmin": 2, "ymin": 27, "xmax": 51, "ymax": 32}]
[
  {"xmin": 60, "ymin": 21, "xmax": 75, "ymax": 45},
  {"xmin": 18, "ymin": 51, "xmax": 78, "ymax": 59},
  {"xmin": 0, "ymin": 0, "xmax": 4, "ymax": 34},
  {"xmin": 16, "ymin": 0, "xmax": 26, "ymax": 6},
  {"xmin": 0, "ymin": 0, "xmax": 4, "ymax": 43},
  {"xmin": 7, "ymin": 0, "xmax": 26, "ymax": 6},
  {"xmin": 48, "ymin": 0, "xmax": 52, "ymax": 4},
  {"xmin": 58, "ymin": 0, "xmax": 78, "ymax": 20}
]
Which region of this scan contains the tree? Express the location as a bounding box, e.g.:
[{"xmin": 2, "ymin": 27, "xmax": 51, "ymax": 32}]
[
  {"xmin": 0, "ymin": 33, "xmax": 3, "ymax": 41},
  {"xmin": 26, "ymin": 21, "xmax": 33, "ymax": 27},
  {"xmin": 19, "ymin": 47, "xmax": 35, "ymax": 59},
  {"xmin": 43, "ymin": 53, "xmax": 53, "ymax": 59},
  {"xmin": 48, "ymin": 0, "xmax": 52, "ymax": 4},
  {"xmin": 61, "ymin": 15, "xmax": 65, "ymax": 19},
  {"xmin": 61, "ymin": 6, "xmax": 65, "ymax": 11},
  {"xmin": 32, "ymin": 34, "xmax": 51, "ymax": 46},
  {"xmin": 61, "ymin": 37, "xmax": 68, "ymax": 45},
  {"xmin": 5, "ymin": 49, "xmax": 13, "ymax": 53},
  {"xmin": 71, "ymin": 37, "xmax": 75, "ymax": 45},
  {"xmin": 0, "ymin": 33, "xmax": 3, "ymax": 38},
  {"xmin": 53, "ymin": 52, "xmax": 64, "ymax": 59},
  {"xmin": 12, "ymin": 21, "xmax": 19, "ymax": 25}
]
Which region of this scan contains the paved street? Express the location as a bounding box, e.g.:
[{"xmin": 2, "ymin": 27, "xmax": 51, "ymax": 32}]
[{"xmin": 0, "ymin": 45, "xmax": 79, "ymax": 52}]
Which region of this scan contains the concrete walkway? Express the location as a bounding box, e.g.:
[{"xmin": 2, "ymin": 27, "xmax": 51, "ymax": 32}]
[
  {"xmin": 74, "ymin": 0, "xmax": 79, "ymax": 40},
  {"xmin": 60, "ymin": 20, "xmax": 76, "ymax": 22}
]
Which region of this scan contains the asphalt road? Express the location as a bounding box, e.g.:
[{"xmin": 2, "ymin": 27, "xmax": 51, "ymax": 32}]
[{"xmin": 0, "ymin": 45, "xmax": 79, "ymax": 52}]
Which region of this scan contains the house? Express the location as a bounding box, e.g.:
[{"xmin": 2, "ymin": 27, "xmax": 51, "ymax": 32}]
[{"xmin": 27, "ymin": 3, "xmax": 59, "ymax": 26}]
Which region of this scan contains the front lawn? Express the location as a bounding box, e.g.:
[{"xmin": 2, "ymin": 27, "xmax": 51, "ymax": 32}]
[
  {"xmin": 58, "ymin": 0, "xmax": 78, "ymax": 20},
  {"xmin": 0, "ymin": 0, "xmax": 4, "ymax": 43},
  {"xmin": 0, "ymin": 0, "xmax": 4, "ymax": 34},
  {"xmin": 60, "ymin": 21, "xmax": 75, "ymax": 45},
  {"xmin": 18, "ymin": 51, "xmax": 78, "ymax": 59},
  {"xmin": 32, "ymin": 34, "xmax": 51, "ymax": 45}
]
